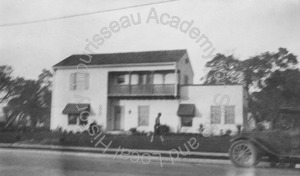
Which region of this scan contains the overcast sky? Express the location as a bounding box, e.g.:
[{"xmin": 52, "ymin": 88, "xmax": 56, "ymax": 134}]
[{"xmin": 0, "ymin": 0, "xmax": 300, "ymax": 83}]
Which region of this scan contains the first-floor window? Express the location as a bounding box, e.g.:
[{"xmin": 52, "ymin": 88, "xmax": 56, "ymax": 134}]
[
  {"xmin": 68, "ymin": 114, "xmax": 77, "ymax": 125},
  {"xmin": 181, "ymin": 117, "xmax": 193, "ymax": 127},
  {"xmin": 211, "ymin": 106, "xmax": 221, "ymax": 124},
  {"xmin": 225, "ymin": 106, "xmax": 235, "ymax": 124},
  {"xmin": 79, "ymin": 112, "xmax": 89, "ymax": 126},
  {"xmin": 68, "ymin": 113, "xmax": 88, "ymax": 126},
  {"xmin": 138, "ymin": 106, "xmax": 149, "ymax": 126}
]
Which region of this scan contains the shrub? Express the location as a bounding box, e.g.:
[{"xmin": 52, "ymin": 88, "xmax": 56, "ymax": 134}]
[
  {"xmin": 220, "ymin": 129, "xmax": 224, "ymax": 136},
  {"xmin": 54, "ymin": 127, "xmax": 63, "ymax": 133},
  {"xmin": 236, "ymin": 125, "xmax": 242, "ymax": 134},
  {"xmin": 59, "ymin": 137, "xmax": 65, "ymax": 143},
  {"xmin": 158, "ymin": 125, "xmax": 170, "ymax": 134},
  {"xmin": 15, "ymin": 133, "xmax": 21, "ymax": 141},
  {"xmin": 199, "ymin": 124, "xmax": 204, "ymax": 133},
  {"xmin": 224, "ymin": 129, "xmax": 232, "ymax": 136},
  {"xmin": 129, "ymin": 128, "xmax": 137, "ymax": 134}
]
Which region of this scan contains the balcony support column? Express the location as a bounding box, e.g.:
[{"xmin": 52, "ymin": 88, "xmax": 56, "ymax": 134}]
[
  {"xmin": 129, "ymin": 72, "xmax": 132, "ymax": 95},
  {"xmin": 151, "ymin": 71, "xmax": 154, "ymax": 94},
  {"xmin": 175, "ymin": 64, "xmax": 179, "ymax": 97}
]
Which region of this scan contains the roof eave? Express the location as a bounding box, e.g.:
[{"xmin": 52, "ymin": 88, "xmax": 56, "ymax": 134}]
[{"xmin": 53, "ymin": 62, "xmax": 177, "ymax": 70}]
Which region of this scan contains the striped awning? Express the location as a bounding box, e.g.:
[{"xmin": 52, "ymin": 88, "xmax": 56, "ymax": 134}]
[
  {"xmin": 62, "ymin": 104, "xmax": 90, "ymax": 114},
  {"xmin": 177, "ymin": 104, "xmax": 195, "ymax": 117}
]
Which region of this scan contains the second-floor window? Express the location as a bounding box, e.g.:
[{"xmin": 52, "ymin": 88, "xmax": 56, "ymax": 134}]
[
  {"xmin": 138, "ymin": 74, "xmax": 151, "ymax": 85},
  {"xmin": 70, "ymin": 72, "xmax": 89, "ymax": 90},
  {"xmin": 117, "ymin": 75, "xmax": 125, "ymax": 84}
]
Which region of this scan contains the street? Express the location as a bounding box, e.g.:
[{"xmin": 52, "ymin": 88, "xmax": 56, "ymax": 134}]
[{"xmin": 0, "ymin": 149, "xmax": 299, "ymax": 176}]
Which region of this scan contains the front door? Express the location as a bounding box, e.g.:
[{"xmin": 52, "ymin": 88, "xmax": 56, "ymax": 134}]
[{"xmin": 114, "ymin": 106, "xmax": 124, "ymax": 130}]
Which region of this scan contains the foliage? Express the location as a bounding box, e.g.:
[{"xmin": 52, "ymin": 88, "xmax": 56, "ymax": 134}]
[
  {"xmin": 224, "ymin": 129, "xmax": 232, "ymax": 136},
  {"xmin": 129, "ymin": 128, "xmax": 137, "ymax": 134},
  {"xmin": 203, "ymin": 48, "xmax": 299, "ymax": 122},
  {"xmin": 251, "ymin": 69, "xmax": 300, "ymax": 121},
  {"xmin": 236, "ymin": 125, "xmax": 242, "ymax": 134},
  {"xmin": 0, "ymin": 131, "xmax": 232, "ymax": 153},
  {"xmin": 0, "ymin": 66, "xmax": 15, "ymax": 104},
  {"xmin": 1, "ymin": 67, "xmax": 53, "ymax": 129},
  {"xmin": 203, "ymin": 48, "xmax": 298, "ymax": 91},
  {"xmin": 157, "ymin": 124, "xmax": 170, "ymax": 134}
]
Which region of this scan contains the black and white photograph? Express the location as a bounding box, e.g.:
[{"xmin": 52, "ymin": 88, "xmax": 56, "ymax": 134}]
[{"xmin": 0, "ymin": 0, "xmax": 300, "ymax": 175}]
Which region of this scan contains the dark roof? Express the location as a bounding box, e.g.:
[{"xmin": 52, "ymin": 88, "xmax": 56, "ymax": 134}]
[
  {"xmin": 62, "ymin": 104, "xmax": 90, "ymax": 114},
  {"xmin": 177, "ymin": 104, "xmax": 195, "ymax": 117},
  {"xmin": 54, "ymin": 49, "xmax": 187, "ymax": 67}
]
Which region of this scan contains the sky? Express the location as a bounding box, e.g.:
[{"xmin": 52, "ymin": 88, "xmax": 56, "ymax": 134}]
[{"xmin": 0, "ymin": 0, "xmax": 300, "ymax": 83}]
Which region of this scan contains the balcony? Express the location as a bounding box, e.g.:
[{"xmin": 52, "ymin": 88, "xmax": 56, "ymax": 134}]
[
  {"xmin": 108, "ymin": 71, "xmax": 178, "ymax": 98},
  {"xmin": 108, "ymin": 84, "xmax": 176, "ymax": 97}
]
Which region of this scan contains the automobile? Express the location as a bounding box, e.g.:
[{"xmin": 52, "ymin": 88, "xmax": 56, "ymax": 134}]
[{"xmin": 229, "ymin": 107, "xmax": 300, "ymax": 168}]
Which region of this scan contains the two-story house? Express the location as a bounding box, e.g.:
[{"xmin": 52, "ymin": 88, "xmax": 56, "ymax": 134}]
[{"xmin": 51, "ymin": 49, "xmax": 248, "ymax": 134}]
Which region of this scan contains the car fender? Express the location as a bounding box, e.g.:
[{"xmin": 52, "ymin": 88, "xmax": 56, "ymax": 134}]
[{"xmin": 230, "ymin": 136, "xmax": 279, "ymax": 157}]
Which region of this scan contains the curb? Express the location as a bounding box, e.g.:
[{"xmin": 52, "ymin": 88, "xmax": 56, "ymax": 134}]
[{"xmin": 0, "ymin": 143, "xmax": 229, "ymax": 160}]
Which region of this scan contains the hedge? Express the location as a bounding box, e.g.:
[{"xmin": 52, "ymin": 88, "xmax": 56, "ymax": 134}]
[{"xmin": 0, "ymin": 131, "xmax": 231, "ymax": 153}]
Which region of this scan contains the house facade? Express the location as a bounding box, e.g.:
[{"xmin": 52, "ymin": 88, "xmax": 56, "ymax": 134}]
[{"xmin": 51, "ymin": 50, "xmax": 247, "ymax": 135}]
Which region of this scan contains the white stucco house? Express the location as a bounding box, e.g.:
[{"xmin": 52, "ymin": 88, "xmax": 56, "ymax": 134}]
[{"xmin": 51, "ymin": 49, "xmax": 248, "ymax": 135}]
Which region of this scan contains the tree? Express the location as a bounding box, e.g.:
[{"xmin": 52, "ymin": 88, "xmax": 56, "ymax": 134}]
[
  {"xmin": 202, "ymin": 48, "xmax": 299, "ymax": 122},
  {"xmin": 36, "ymin": 69, "xmax": 53, "ymax": 127},
  {"xmin": 251, "ymin": 69, "xmax": 300, "ymax": 121},
  {"xmin": 203, "ymin": 48, "xmax": 298, "ymax": 91},
  {"xmin": 3, "ymin": 69, "xmax": 53, "ymax": 128},
  {"xmin": 0, "ymin": 66, "xmax": 14, "ymax": 104}
]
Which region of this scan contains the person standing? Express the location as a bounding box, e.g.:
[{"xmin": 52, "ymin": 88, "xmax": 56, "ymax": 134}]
[{"xmin": 150, "ymin": 113, "xmax": 164, "ymax": 142}]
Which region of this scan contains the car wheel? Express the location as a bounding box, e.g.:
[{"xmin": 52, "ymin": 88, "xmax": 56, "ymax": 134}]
[{"xmin": 229, "ymin": 140, "xmax": 258, "ymax": 167}]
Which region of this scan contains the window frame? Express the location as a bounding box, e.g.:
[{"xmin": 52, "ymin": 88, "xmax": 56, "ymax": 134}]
[
  {"xmin": 138, "ymin": 73, "xmax": 152, "ymax": 85},
  {"xmin": 138, "ymin": 106, "xmax": 150, "ymax": 126},
  {"xmin": 181, "ymin": 117, "xmax": 193, "ymax": 127},
  {"xmin": 116, "ymin": 74, "xmax": 126, "ymax": 85},
  {"xmin": 211, "ymin": 106, "xmax": 221, "ymax": 124},
  {"xmin": 68, "ymin": 114, "xmax": 78, "ymax": 125},
  {"xmin": 67, "ymin": 113, "xmax": 89, "ymax": 126},
  {"xmin": 70, "ymin": 72, "xmax": 89, "ymax": 90},
  {"xmin": 224, "ymin": 105, "xmax": 235, "ymax": 124}
]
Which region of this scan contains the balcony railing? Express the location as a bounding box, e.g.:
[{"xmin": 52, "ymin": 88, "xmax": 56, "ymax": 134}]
[{"xmin": 108, "ymin": 84, "xmax": 176, "ymax": 96}]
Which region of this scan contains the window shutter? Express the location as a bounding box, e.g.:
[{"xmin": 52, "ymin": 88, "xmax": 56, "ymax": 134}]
[
  {"xmin": 70, "ymin": 73, "xmax": 76, "ymax": 90},
  {"xmin": 85, "ymin": 73, "xmax": 89, "ymax": 90}
]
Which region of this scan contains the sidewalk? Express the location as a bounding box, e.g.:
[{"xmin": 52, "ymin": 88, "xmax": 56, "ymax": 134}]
[{"xmin": 0, "ymin": 143, "xmax": 229, "ymax": 160}]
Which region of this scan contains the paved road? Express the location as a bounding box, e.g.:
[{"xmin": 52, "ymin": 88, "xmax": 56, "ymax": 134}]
[{"xmin": 0, "ymin": 149, "xmax": 299, "ymax": 176}]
